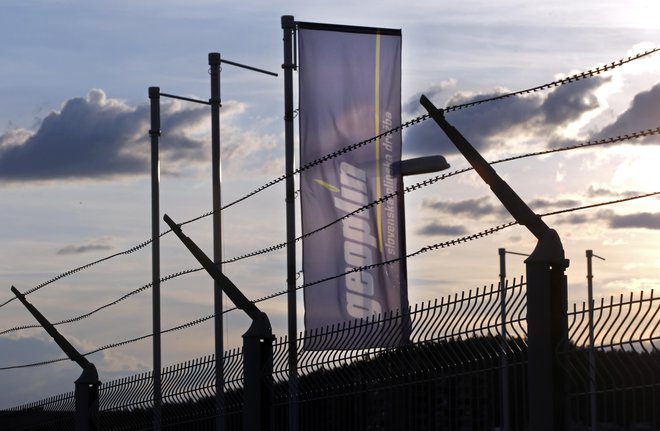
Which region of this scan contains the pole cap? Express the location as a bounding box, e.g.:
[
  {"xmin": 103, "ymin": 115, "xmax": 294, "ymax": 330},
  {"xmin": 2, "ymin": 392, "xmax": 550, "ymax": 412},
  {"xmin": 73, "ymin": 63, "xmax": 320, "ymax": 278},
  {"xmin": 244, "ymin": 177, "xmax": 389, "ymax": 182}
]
[
  {"xmin": 281, "ymin": 15, "xmax": 295, "ymax": 28},
  {"xmin": 208, "ymin": 52, "xmax": 221, "ymax": 65}
]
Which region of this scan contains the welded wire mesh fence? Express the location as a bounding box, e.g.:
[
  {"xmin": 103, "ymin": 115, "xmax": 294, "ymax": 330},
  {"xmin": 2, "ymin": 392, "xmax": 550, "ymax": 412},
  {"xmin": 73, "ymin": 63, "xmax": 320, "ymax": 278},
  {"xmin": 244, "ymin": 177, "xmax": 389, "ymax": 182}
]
[
  {"xmin": 2, "ymin": 281, "xmax": 658, "ymax": 430},
  {"xmin": 562, "ymin": 289, "xmax": 659, "ymax": 430}
]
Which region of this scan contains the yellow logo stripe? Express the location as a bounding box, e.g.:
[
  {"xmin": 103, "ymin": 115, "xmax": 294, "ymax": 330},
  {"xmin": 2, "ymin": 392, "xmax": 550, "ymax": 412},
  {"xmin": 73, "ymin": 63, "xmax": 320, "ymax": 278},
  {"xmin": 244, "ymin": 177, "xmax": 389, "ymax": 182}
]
[
  {"xmin": 374, "ymin": 31, "xmax": 384, "ymax": 252},
  {"xmin": 314, "ymin": 178, "xmax": 340, "ymax": 193}
]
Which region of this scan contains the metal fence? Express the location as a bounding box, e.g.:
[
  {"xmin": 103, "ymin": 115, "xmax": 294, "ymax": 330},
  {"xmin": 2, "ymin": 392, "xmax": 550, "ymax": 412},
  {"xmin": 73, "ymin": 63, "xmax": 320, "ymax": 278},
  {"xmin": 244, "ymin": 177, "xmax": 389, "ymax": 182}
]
[{"xmin": 2, "ymin": 279, "xmax": 658, "ymax": 430}]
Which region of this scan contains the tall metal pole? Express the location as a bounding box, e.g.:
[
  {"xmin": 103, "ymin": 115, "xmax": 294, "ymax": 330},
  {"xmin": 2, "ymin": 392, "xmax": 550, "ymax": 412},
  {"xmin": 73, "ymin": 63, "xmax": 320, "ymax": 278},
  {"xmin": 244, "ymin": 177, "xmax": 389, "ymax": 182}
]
[
  {"xmin": 586, "ymin": 250, "xmax": 604, "ymax": 431},
  {"xmin": 498, "ymin": 248, "xmax": 510, "ymax": 431},
  {"xmin": 281, "ymin": 15, "xmax": 299, "ymax": 431},
  {"xmin": 209, "ymin": 52, "xmax": 224, "ymax": 431},
  {"xmin": 149, "ymin": 86, "xmax": 162, "ymax": 431}
]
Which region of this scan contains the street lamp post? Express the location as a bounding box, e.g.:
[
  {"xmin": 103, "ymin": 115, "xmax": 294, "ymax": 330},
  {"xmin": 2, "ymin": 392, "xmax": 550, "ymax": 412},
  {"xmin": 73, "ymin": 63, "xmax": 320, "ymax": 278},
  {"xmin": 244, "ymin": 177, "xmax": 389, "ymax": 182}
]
[{"xmin": 394, "ymin": 155, "xmax": 450, "ymax": 342}]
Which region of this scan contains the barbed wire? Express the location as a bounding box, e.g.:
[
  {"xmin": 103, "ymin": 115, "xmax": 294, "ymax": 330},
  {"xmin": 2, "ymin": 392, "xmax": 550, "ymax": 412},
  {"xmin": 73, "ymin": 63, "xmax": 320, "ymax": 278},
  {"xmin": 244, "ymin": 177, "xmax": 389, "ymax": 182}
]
[
  {"xmin": 2, "ymin": 126, "xmax": 658, "ymax": 334},
  {"xmin": 223, "ymin": 126, "xmax": 660, "ymax": 264},
  {"xmin": 0, "ymin": 235, "xmax": 164, "ymax": 310},
  {"xmin": 443, "ymin": 47, "xmax": 660, "ymax": 114},
  {"xmin": 0, "ymin": 47, "xmax": 655, "ymax": 310},
  {"xmin": 2, "ymin": 190, "xmax": 657, "ymax": 371},
  {"xmin": 0, "ymin": 127, "xmax": 660, "ymax": 336},
  {"xmin": 231, "ymin": 191, "xmax": 660, "ymax": 307},
  {"xmin": 0, "ymin": 267, "xmax": 203, "ymax": 336},
  {"xmin": 199, "ymin": 47, "xmax": 659, "ymax": 220}
]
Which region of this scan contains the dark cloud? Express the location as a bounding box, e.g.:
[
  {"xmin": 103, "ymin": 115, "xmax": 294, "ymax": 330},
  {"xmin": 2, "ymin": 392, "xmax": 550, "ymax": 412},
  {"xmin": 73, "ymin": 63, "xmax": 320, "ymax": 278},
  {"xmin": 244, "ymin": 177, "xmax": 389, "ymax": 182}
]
[
  {"xmin": 56, "ymin": 243, "xmax": 113, "ymax": 255},
  {"xmin": 608, "ymin": 212, "xmax": 660, "ymax": 230},
  {"xmin": 403, "ymin": 77, "xmax": 609, "ymax": 156},
  {"xmin": 0, "ymin": 337, "xmax": 79, "ymax": 408},
  {"xmin": 423, "ymin": 196, "xmax": 507, "ymax": 218},
  {"xmin": 556, "ymin": 213, "xmax": 592, "ymax": 225},
  {"xmin": 0, "ymin": 89, "xmax": 209, "ymax": 182},
  {"xmin": 417, "ymin": 222, "xmax": 467, "ymax": 237},
  {"xmin": 586, "ymin": 185, "xmax": 646, "ymax": 199},
  {"xmin": 597, "ymin": 82, "xmax": 660, "ymax": 142},
  {"xmin": 529, "ymin": 198, "xmax": 582, "ymax": 211},
  {"xmin": 544, "ymin": 209, "xmax": 660, "ymax": 229}
]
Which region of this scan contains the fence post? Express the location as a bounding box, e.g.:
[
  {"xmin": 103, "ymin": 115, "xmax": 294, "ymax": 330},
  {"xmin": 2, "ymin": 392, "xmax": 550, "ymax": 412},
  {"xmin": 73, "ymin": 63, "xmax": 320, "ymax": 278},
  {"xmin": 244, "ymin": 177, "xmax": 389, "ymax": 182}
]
[
  {"xmin": 525, "ymin": 231, "xmax": 569, "ymax": 431},
  {"xmin": 10, "ymin": 286, "xmax": 101, "ymax": 431},
  {"xmin": 419, "ymin": 95, "xmax": 570, "ymax": 431},
  {"xmin": 164, "ymin": 214, "xmax": 274, "ymax": 431}
]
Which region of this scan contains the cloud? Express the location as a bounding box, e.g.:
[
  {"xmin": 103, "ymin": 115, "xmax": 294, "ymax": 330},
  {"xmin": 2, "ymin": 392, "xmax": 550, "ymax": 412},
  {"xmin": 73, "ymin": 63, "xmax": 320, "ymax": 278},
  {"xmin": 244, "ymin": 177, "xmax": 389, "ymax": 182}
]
[
  {"xmin": 0, "ymin": 336, "xmax": 79, "ymax": 408},
  {"xmin": 403, "ymin": 76, "xmax": 609, "ymax": 156},
  {"xmin": 0, "ymin": 89, "xmax": 281, "ymax": 182},
  {"xmin": 422, "ymin": 196, "xmax": 507, "ymax": 218},
  {"xmin": 529, "ymin": 198, "xmax": 582, "ymax": 211},
  {"xmin": 596, "ymin": 82, "xmax": 660, "ymax": 141},
  {"xmin": 0, "ymin": 334, "xmax": 148, "ymax": 409},
  {"xmin": 0, "ymin": 89, "xmax": 209, "ymax": 182},
  {"xmin": 608, "ymin": 212, "xmax": 660, "ymax": 230},
  {"xmin": 417, "ymin": 222, "xmax": 467, "ymax": 237},
  {"xmin": 586, "ymin": 185, "xmax": 646, "ymax": 199},
  {"xmin": 56, "ymin": 242, "xmax": 113, "ymax": 255}
]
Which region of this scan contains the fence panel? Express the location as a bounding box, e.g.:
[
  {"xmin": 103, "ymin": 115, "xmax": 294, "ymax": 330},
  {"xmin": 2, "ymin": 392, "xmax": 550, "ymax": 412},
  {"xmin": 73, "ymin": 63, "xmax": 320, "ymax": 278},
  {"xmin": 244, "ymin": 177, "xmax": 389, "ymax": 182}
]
[
  {"xmin": 562, "ymin": 289, "xmax": 659, "ymax": 431},
  {"xmin": 2, "ymin": 280, "xmax": 658, "ymax": 431}
]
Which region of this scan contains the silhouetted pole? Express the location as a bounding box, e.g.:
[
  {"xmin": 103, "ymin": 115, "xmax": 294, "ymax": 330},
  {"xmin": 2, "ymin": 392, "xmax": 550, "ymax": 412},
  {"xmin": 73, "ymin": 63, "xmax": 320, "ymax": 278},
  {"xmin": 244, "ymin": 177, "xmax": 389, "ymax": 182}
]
[
  {"xmin": 149, "ymin": 86, "xmax": 163, "ymax": 431},
  {"xmin": 498, "ymin": 248, "xmax": 510, "ymax": 431},
  {"xmin": 209, "ymin": 52, "xmax": 225, "ymax": 431},
  {"xmin": 395, "ymin": 155, "xmax": 450, "ymax": 343},
  {"xmin": 498, "ymin": 248, "xmax": 528, "ymax": 431},
  {"xmin": 586, "ymin": 249, "xmax": 605, "ymax": 431},
  {"xmin": 281, "ymin": 15, "xmax": 299, "ymax": 431},
  {"xmin": 164, "ymin": 215, "xmax": 274, "ymax": 431},
  {"xmin": 421, "ymin": 95, "xmax": 569, "ymax": 431},
  {"xmin": 11, "ymin": 286, "xmax": 100, "ymax": 431}
]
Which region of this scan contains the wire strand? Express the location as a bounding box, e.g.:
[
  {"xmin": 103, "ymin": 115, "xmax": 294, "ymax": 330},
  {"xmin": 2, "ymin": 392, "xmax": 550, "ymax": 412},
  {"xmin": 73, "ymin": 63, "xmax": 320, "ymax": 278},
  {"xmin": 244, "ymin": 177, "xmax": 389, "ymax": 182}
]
[
  {"xmin": 2, "ymin": 191, "xmax": 657, "ymax": 370},
  {"xmin": 0, "ymin": 47, "xmax": 656, "ymax": 309},
  {"xmin": 2, "ymin": 128, "xmax": 658, "ymax": 333}
]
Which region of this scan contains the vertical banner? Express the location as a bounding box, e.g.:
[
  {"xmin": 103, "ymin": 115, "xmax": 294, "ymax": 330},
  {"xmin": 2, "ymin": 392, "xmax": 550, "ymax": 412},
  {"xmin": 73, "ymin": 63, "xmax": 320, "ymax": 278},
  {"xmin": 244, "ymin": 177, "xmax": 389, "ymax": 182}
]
[{"xmin": 298, "ymin": 22, "xmax": 405, "ymax": 349}]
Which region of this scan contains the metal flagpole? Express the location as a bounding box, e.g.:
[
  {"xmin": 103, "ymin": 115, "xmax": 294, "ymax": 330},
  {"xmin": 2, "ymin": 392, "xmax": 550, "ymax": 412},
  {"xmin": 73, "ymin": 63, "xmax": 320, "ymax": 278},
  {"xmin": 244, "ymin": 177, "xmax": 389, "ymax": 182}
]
[
  {"xmin": 586, "ymin": 249, "xmax": 605, "ymax": 431},
  {"xmin": 148, "ymin": 86, "xmax": 162, "ymax": 431},
  {"xmin": 281, "ymin": 15, "xmax": 299, "ymax": 431},
  {"xmin": 209, "ymin": 52, "xmax": 225, "ymax": 431}
]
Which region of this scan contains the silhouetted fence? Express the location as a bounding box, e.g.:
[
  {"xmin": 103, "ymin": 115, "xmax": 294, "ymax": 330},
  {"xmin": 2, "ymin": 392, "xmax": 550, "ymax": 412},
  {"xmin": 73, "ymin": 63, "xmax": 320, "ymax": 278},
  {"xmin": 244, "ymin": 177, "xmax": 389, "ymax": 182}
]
[{"xmin": 2, "ymin": 280, "xmax": 658, "ymax": 430}]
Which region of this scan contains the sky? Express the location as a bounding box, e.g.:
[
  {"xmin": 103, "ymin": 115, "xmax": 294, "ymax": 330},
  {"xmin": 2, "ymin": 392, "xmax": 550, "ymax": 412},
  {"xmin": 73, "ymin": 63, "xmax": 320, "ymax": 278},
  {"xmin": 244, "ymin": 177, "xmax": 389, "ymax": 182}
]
[{"xmin": 1, "ymin": 0, "xmax": 659, "ymax": 409}]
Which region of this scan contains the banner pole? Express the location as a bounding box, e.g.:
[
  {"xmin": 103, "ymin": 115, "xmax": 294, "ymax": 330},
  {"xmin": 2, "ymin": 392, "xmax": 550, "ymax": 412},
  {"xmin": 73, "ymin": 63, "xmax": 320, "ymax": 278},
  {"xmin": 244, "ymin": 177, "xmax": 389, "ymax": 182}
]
[
  {"xmin": 209, "ymin": 52, "xmax": 225, "ymax": 431},
  {"xmin": 149, "ymin": 86, "xmax": 162, "ymax": 431},
  {"xmin": 282, "ymin": 14, "xmax": 299, "ymax": 431}
]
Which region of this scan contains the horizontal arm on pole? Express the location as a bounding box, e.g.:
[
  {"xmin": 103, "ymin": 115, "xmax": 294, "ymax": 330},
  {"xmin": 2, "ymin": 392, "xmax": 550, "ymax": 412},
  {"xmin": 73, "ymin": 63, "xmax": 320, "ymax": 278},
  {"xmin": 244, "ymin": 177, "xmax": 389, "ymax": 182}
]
[
  {"xmin": 159, "ymin": 92, "xmax": 211, "ymax": 105},
  {"xmin": 220, "ymin": 58, "xmax": 278, "ymax": 77}
]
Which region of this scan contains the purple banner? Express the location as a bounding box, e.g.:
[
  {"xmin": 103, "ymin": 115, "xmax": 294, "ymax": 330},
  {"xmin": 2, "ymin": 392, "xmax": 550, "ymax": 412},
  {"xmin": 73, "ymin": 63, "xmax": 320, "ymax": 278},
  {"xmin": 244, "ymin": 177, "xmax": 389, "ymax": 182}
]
[{"xmin": 298, "ymin": 23, "xmax": 406, "ymax": 349}]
